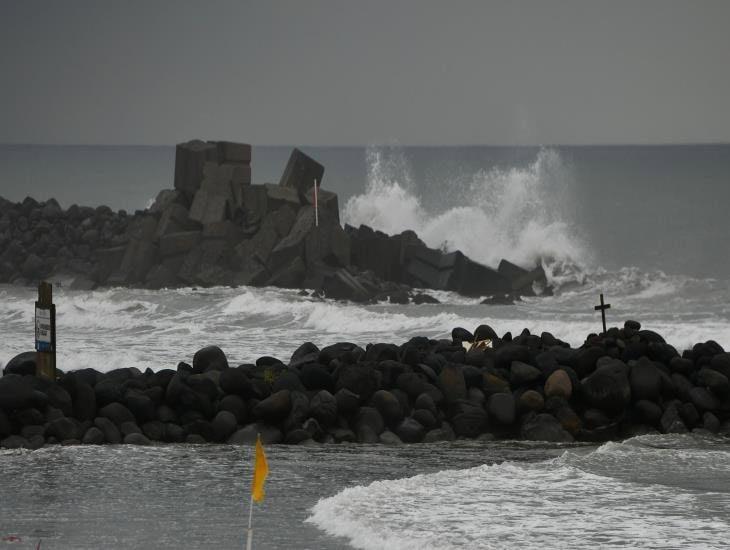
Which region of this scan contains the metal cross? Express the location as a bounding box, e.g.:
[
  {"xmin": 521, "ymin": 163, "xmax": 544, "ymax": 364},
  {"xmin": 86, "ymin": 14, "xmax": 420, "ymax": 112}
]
[{"xmin": 594, "ymin": 293, "xmax": 611, "ymax": 334}]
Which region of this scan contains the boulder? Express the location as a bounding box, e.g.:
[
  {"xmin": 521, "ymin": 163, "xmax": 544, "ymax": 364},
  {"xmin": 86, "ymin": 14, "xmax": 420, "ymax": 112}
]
[
  {"xmin": 218, "ymin": 394, "xmax": 248, "ymax": 424},
  {"xmin": 310, "ymin": 390, "xmax": 338, "ymax": 427},
  {"xmin": 371, "ymin": 390, "xmax": 403, "ymax": 425},
  {"xmin": 94, "ymin": 416, "xmax": 122, "ymax": 444},
  {"xmin": 123, "ymin": 433, "xmax": 152, "ymax": 446},
  {"xmin": 581, "ymin": 362, "xmax": 631, "ymax": 414},
  {"xmin": 99, "ymin": 403, "xmax": 136, "ymax": 427},
  {"xmin": 449, "ymin": 400, "xmax": 487, "ymax": 438},
  {"xmin": 335, "ymin": 364, "xmax": 379, "ymax": 401},
  {"xmin": 46, "ymin": 417, "xmax": 80, "ymax": 441},
  {"xmin": 487, "ymin": 392, "xmax": 516, "ymax": 425},
  {"xmin": 228, "ymin": 423, "xmax": 283, "ymax": 445},
  {"xmin": 253, "ymin": 390, "xmax": 292, "ymax": 422},
  {"xmin": 394, "ymin": 418, "xmax": 425, "ymax": 443},
  {"xmin": 544, "ymin": 369, "xmax": 572, "ymax": 400},
  {"xmin": 355, "ymin": 406, "xmax": 385, "ymax": 435},
  {"xmin": 629, "ymin": 358, "xmax": 662, "ymax": 402},
  {"xmin": 334, "ymin": 388, "xmax": 360, "ymax": 415},
  {"xmin": 0, "ymin": 375, "xmax": 36, "ymax": 410},
  {"xmin": 82, "ymin": 426, "xmax": 105, "ymax": 445},
  {"xmin": 3, "ymin": 351, "xmax": 36, "ymax": 376},
  {"xmin": 518, "ymin": 390, "xmax": 545, "ymax": 412},
  {"xmin": 510, "ymin": 361, "xmax": 542, "ymax": 387},
  {"xmin": 193, "ymin": 346, "xmax": 229, "ymax": 373},
  {"xmin": 437, "ymin": 362, "xmax": 467, "ymax": 403},
  {"xmin": 521, "ymin": 413, "xmax": 574, "ymax": 442},
  {"xmin": 211, "ymin": 411, "xmax": 238, "ymax": 442},
  {"xmin": 219, "ymin": 368, "xmax": 252, "ymax": 396}
]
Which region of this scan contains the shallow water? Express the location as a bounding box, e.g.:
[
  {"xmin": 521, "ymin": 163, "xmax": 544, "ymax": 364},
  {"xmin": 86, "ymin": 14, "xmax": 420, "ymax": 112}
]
[{"xmin": 0, "ymin": 435, "xmax": 727, "ymax": 549}]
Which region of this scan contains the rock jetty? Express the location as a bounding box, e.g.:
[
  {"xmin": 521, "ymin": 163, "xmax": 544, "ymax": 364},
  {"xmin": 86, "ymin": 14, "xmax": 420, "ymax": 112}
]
[
  {"xmin": 0, "ymin": 140, "xmax": 547, "ymax": 303},
  {"xmin": 2, "ymin": 321, "xmax": 729, "ymax": 448}
]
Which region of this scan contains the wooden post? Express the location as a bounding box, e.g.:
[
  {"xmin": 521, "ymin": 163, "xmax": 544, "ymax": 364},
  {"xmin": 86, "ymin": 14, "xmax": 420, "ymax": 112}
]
[
  {"xmin": 594, "ymin": 292, "xmax": 611, "ymax": 334},
  {"xmin": 35, "ymin": 281, "xmax": 56, "ymax": 380}
]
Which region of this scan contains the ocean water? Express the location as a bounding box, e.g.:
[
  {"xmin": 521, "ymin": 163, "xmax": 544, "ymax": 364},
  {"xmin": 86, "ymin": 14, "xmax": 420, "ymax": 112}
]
[
  {"xmin": 0, "ymin": 435, "xmax": 728, "ymax": 549},
  {"xmin": 1, "ymin": 144, "xmax": 730, "ymax": 548}
]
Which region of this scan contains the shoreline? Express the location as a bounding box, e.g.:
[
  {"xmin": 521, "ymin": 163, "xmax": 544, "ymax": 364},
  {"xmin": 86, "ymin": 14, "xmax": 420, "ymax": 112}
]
[{"xmin": 2, "ymin": 320, "xmax": 730, "ymax": 449}]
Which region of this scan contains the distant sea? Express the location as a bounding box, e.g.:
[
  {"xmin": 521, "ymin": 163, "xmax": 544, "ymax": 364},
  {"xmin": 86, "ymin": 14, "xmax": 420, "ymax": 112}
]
[{"xmin": 1, "ymin": 143, "xmax": 729, "ymax": 549}]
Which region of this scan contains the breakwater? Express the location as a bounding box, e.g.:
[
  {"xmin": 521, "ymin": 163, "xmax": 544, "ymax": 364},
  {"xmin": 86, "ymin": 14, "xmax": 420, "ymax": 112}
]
[
  {"xmin": 2, "ymin": 321, "xmax": 729, "ymax": 448},
  {"xmin": 0, "ymin": 140, "xmax": 547, "ymax": 303}
]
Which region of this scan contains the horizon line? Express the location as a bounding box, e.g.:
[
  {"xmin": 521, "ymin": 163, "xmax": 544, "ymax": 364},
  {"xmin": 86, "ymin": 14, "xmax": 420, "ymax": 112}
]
[{"xmin": 1, "ymin": 140, "xmax": 730, "ymax": 148}]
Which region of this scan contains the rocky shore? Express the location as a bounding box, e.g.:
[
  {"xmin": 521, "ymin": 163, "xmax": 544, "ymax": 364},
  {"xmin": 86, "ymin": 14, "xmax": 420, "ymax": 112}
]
[
  {"xmin": 2, "ymin": 321, "xmax": 729, "ymax": 449},
  {"xmin": 0, "ymin": 140, "xmax": 548, "ymax": 303}
]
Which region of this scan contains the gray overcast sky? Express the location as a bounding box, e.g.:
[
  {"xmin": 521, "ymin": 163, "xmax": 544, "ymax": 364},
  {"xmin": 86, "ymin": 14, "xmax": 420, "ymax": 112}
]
[{"xmin": 1, "ymin": 0, "xmax": 729, "ymax": 146}]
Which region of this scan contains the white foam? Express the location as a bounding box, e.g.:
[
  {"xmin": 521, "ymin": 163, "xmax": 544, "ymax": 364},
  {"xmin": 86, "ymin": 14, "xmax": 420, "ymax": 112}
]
[
  {"xmin": 308, "ymin": 437, "xmax": 730, "ymax": 549},
  {"xmin": 343, "ymin": 147, "xmax": 591, "ymax": 279}
]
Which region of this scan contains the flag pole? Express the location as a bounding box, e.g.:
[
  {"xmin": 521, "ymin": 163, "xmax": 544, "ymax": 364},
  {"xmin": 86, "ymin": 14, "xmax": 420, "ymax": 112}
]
[
  {"xmin": 246, "ymin": 493, "xmax": 254, "ymax": 550},
  {"xmin": 314, "ymin": 178, "xmax": 319, "ymax": 227}
]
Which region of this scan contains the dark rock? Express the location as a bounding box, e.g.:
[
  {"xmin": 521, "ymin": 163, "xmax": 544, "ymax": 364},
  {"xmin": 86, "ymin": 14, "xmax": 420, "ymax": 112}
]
[
  {"xmin": 82, "ymin": 426, "xmax": 105, "ymax": 444},
  {"xmin": 163, "ymin": 423, "xmax": 185, "ymax": 443},
  {"xmin": 423, "ymin": 423, "xmax": 457, "ymax": 443},
  {"xmin": 228, "ymin": 423, "xmax": 283, "ymax": 445},
  {"xmin": 394, "ymin": 417, "xmax": 425, "ymax": 443},
  {"xmin": 300, "ymin": 364, "xmax": 334, "ymax": 392},
  {"xmin": 629, "ymin": 358, "xmax": 662, "ymax": 402},
  {"xmin": 310, "ymin": 390, "xmax": 338, "ymax": 427},
  {"xmin": 99, "ymin": 402, "xmax": 136, "ymax": 427},
  {"xmin": 521, "ymin": 413, "xmax": 574, "ymax": 442},
  {"xmin": 193, "ymin": 345, "xmax": 228, "ymax": 373},
  {"xmin": 94, "ymin": 417, "xmax": 122, "ymax": 444},
  {"xmin": 487, "ymin": 393, "xmax": 516, "ymax": 425},
  {"xmin": 438, "ymin": 364, "xmax": 467, "ymax": 402},
  {"xmin": 703, "ymin": 411, "xmax": 720, "ymax": 433},
  {"xmin": 482, "ymin": 372, "xmax": 511, "ymax": 396},
  {"xmin": 218, "ymin": 394, "xmax": 248, "ymax": 424},
  {"xmin": 211, "ymin": 411, "xmax": 238, "ymax": 442},
  {"xmin": 141, "ymin": 421, "xmax": 165, "ymax": 441},
  {"xmin": 335, "ymin": 363, "xmax": 379, "ymax": 401},
  {"xmin": 253, "ymin": 390, "xmax": 291, "ymax": 422},
  {"xmin": 509, "ymin": 361, "xmax": 542, "ymax": 387},
  {"xmin": 689, "ymin": 387, "xmax": 719, "ymax": 412},
  {"xmin": 660, "ymin": 402, "xmax": 688, "ymax": 434},
  {"xmin": 0, "ymin": 374, "xmax": 35, "ymax": 410},
  {"xmin": 1, "ymin": 435, "xmax": 31, "ymax": 449},
  {"xmin": 124, "ymin": 432, "xmax": 151, "ymax": 446},
  {"xmin": 449, "ymin": 400, "xmax": 487, "ymax": 438},
  {"xmin": 334, "ymin": 388, "xmax": 360, "ymax": 415},
  {"xmin": 120, "ymin": 421, "xmax": 142, "ymax": 437},
  {"xmin": 412, "ymin": 408, "xmax": 438, "ymax": 430},
  {"xmin": 581, "ymin": 362, "xmax": 631, "ymax": 414},
  {"xmin": 544, "ymin": 369, "xmax": 572, "ymax": 399},
  {"xmin": 371, "ymin": 390, "xmax": 403, "ymax": 425},
  {"xmin": 518, "ymin": 390, "xmax": 545, "ymax": 412},
  {"xmin": 355, "ymin": 406, "xmax": 385, "ymax": 435},
  {"xmin": 679, "ymin": 402, "xmax": 700, "ymax": 428},
  {"xmin": 47, "ymin": 417, "xmax": 80, "ymax": 441},
  {"xmin": 3, "ymin": 351, "xmax": 36, "ymax": 376},
  {"xmin": 697, "ymin": 368, "xmax": 730, "ymax": 396},
  {"xmin": 634, "ymin": 400, "xmax": 662, "ymax": 424}
]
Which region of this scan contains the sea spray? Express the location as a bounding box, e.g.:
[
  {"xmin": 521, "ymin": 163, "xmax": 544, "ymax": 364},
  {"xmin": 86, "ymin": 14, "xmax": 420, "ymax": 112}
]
[{"xmin": 343, "ymin": 147, "xmax": 591, "ymax": 283}]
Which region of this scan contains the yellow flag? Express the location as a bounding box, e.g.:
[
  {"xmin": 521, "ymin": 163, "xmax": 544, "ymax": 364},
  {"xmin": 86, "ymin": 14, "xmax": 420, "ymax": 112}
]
[{"xmin": 251, "ymin": 434, "xmax": 269, "ymax": 502}]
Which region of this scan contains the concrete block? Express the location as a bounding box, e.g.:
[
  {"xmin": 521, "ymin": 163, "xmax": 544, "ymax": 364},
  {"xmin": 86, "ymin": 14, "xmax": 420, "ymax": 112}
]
[
  {"xmin": 265, "ymin": 183, "xmax": 301, "ymax": 210},
  {"xmin": 156, "ymin": 203, "xmax": 199, "ymax": 238},
  {"xmin": 174, "ymin": 140, "xmax": 218, "ymax": 203},
  {"xmin": 303, "ymin": 187, "xmax": 340, "ymax": 224},
  {"xmin": 235, "ymin": 221, "xmax": 279, "ymax": 266},
  {"xmin": 279, "ymin": 148, "xmax": 325, "ymax": 196},
  {"xmin": 268, "ymin": 206, "xmax": 316, "ymax": 269},
  {"xmin": 189, "ymin": 190, "xmax": 229, "ymax": 225},
  {"xmin": 160, "ymin": 231, "xmax": 202, "ymax": 257},
  {"xmin": 322, "ymin": 269, "xmax": 371, "ymax": 302},
  {"xmin": 266, "ymin": 256, "xmax": 306, "ymax": 289},
  {"xmin": 148, "ymin": 189, "xmax": 184, "ymax": 213},
  {"xmin": 216, "ymin": 141, "xmax": 252, "ymax": 164}
]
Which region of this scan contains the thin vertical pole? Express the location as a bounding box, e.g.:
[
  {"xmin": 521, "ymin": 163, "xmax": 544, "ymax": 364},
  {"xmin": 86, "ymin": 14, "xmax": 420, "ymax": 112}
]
[
  {"xmin": 314, "ymin": 178, "xmax": 319, "ymax": 227},
  {"xmin": 246, "ymin": 493, "xmax": 254, "ymax": 550}
]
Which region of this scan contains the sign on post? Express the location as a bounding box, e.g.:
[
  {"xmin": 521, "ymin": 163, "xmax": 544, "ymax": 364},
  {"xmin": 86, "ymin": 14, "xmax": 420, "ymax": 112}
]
[{"xmin": 35, "ymin": 281, "xmax": 56, "ymax": 380}]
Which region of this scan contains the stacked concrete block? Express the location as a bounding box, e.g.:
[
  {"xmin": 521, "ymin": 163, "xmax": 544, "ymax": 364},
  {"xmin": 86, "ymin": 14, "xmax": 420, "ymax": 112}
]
[
  {"xmin": 174, "ymin": 140, "xmax": 218, "ymax": 204},
  {"xmin": 279, "ymin": 148, "xmax": 325, "ymax": 196}
]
